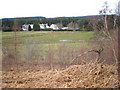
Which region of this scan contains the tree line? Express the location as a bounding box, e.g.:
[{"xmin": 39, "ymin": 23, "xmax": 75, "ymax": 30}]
[{"xmin": 2, "ymin": 15, "xmax": 118, "ymax": 32}]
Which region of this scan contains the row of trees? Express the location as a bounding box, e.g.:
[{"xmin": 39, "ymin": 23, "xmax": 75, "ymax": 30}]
[
  {"xmin": 2, "ymin": 14, "xmax": 118, "ymax": 32},
  {"xmin": 2, "ymin": 16, "xmax": 93, "ymax": 32},
  {"xmin": 2, "ymin": 1, "xmax": 120, "ymax": 32}
]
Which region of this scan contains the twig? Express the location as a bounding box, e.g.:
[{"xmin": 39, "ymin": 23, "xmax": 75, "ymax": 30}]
[{"xmin": 69, "ymin": 48, "xmax": 104, "ymax": 65}]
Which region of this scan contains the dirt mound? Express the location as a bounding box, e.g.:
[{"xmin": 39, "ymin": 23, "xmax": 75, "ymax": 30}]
[
  {"xmin": 2, "ymin": 62, "xmax": 118, "ymax": 88},
  {"xmin": 55, "ymin": 63, "xmax": 118, "ymax": 88}
]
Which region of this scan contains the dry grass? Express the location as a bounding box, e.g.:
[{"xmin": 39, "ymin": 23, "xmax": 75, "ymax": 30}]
[{"xmin": 2, "ymin": 61, "xmax": 118, "ymax": 88}]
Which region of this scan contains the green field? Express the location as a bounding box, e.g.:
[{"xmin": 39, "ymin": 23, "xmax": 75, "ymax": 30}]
[
  {"xmin": 3, "ymin": 31, "xmax": 93, "ymax": 43},
  {"xmin": 3, "ymin": 31, "xmax": 93, "ymax": 39},
  {"xmin": 3, "ymin": 31, "xmax": 94, "ymax": 61}
]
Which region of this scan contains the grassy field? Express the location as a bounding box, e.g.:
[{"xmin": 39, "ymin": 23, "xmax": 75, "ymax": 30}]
[
  {"xmin": 2, "ymin": 31, "xmax": 93, "ymax": 40},
  {"xmin": 2, "ymin": 31, "xmax": 93, "ymax": 51},
  {"xmin": 3, "ymin": 31, "xmax": 94, "ymax": 61},
  {"xmin": 2, "ymin": 31, "xmax": 93, "ymax": 44}
]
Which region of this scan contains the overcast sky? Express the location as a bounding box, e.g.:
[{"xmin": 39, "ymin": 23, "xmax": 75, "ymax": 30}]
[{"xmin": 0, "ymin": 0, "xmax": 119, "ymax": 19}]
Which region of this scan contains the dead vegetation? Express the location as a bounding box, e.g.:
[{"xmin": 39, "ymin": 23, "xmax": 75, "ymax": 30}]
[{"xmin": 2, "ymin": 60, "xmax": 118, "ymax": 88}]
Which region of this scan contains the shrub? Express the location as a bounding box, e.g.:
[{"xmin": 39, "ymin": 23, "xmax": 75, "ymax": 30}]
[
  {"xmin": 28, "ymin": 25, "xmax": 32, "ymax": 31},
  {"xmin": 33, "ymin": 23, "xmax": 40, "ymax": 31},
  {"xmin": 3, "ymin": 27, "xmax": 13, "ymax": 32}
]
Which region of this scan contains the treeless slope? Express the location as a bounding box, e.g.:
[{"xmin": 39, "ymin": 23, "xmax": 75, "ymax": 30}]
[{"xmin": 2, "ymin": 62, "xmax": 118, "ymax": 88}]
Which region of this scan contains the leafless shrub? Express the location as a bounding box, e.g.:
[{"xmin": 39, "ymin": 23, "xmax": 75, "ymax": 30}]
[
  {"xmin": 2, "ymin": 44, "xmax": 21, "ymax": 64},
  {"xmin": 43, "ymin": 42, "xmax": 101, "ymax": 69},
  {"xmin": 56, "ymin": 43, "xmax": 70, "ymax": 63},
  {"xmin": 2, "ymin": 45, "xmax": 22, "ymax": 71},
  {"xmin": 2, "ymin": 46, "xmax": 15, "ymax": 64},
  {"xmin": 102, "ymin": 30, "xmax": 118, "ymax": 64},
  {"xmin": 90, "ymin": 30, "xmax": 118, "ymax": 65},
  {"xmin": 23, "ymin": 39, "xmax": 43, "ymax": 61},
  {"xmin": 45, "ymin": 45, "xmax": 55, "ymax": 70}
]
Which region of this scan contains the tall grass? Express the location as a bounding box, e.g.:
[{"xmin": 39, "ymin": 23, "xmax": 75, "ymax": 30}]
[
  {"xmin": 2, "ymin": 30, "xmax": 118, "ymax": 70},
  {"xmin": 23, "ymin": 39, "xmax": 43, "ymax": 61}
]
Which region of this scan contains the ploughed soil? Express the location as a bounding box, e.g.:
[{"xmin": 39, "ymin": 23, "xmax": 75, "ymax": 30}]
[{"xmin": 2, "ymin": 60, "xmax": 118, "ymax": 88}]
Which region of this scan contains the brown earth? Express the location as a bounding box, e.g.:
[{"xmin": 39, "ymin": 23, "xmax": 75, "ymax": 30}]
[{"xmin": 2, "ymin": 61, "xmax": 118, "ymax": 88}]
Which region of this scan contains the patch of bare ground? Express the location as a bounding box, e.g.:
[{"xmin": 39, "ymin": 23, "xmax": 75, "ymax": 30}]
[{"xmin": 2, "ymin": 61, "xmax": 118, "ymax": 88}]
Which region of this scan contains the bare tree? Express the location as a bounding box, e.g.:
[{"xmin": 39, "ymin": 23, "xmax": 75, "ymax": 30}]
[
  {"xmin": 88, "ymin": 16, "xmax": 104, "ymax": 31},
  {"xmin": 99, "ymin": 1, "xmax": 118, "ymax": 64},
  {"xmin": 113, "ymin": 1, "xmax": 120, "ymax": 30},
  {"xmin": 116, "ymin": 1, "xmax": 120, "ymax": 28},
  {"xmin": 56, "ymin": 23, "xmax": 63, "ymax": 29},
  {"xmin": 116, "ymin": 1, "xmax": 120, "ymax": 16},
  {"xmin": 67, "ymin": 22, "xmax": 79, "ymax": 31},
  {"xmin": 99, "ymin": 1, "xmax": 112, "ymax": 31},
  {"xmin": 88, "ymin": 1, "xmax": 118, "ymax": 64}
]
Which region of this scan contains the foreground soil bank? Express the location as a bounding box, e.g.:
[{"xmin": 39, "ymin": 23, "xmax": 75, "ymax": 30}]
[{"xmin": 2, "ymin": 62, "xmax": 118, "ymax": 88}]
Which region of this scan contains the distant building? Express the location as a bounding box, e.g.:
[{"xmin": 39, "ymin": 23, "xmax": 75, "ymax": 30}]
[
  {"xmin": 22, "ymin": 24, "xmax": 29, "ymax": 31},
  {"xmin": 39, "ymin": 24, "xmax": 50, "ymax": 29},
  {"xmin": 50, "ymin": 24, "xmax": 59, "ymax": 30},
  {"xmin": 62, "ymin": 27, "xmax": 68, "ymax": 30},
  {"xmin": 30, "ymin": 24, "xmax": 33, "ymax": 29},
  {"xmin": 22, "ymin": 24, "xmax": 33, "ymax": 31},
  {"xmin": 22, "ymin": 23, "xmax": 69, "ymax": 31}
]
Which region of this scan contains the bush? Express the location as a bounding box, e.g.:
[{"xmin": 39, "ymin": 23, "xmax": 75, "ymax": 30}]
[
  {"xmin": 3, "ymin": 27, "xmax": 13, "ymax": 32},
  {"xmin": 28, "ymin": 25, "xmax": 32, "ymax": 31},
  {"xmin": 40, "ymin": 28, "xmax": 53, "ymax": 31},
  {"xmin": 33, "ymin": 23, "xmax": 40, "ymax": 31}
]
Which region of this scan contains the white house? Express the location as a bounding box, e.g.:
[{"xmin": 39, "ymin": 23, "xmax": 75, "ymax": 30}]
[
  {"xmin": 62, "ymin": 27, "xmax": 68, "ymax": 30},
  {"xmin": 22, "ymin": 24, "xmax": 29, "ymax": 31},
  {"xmin": 39, "ymin": 24, "xmax": 50, "ymax": 29},
  {"xmin": 45, "ymin": 24, "xmax": 50, "ymax": 28},
  {"xmin": 22, "ymin": 24, "xmax": 33, "ymax": 31},
  {"xmin": 30, "ymin": 24, "xmax": 33, "ymax": 29},
  {"xmin": 39, "ymin": 24, "xmax": 45, "ymax": 29},
  {"xmin": 22, "ymin": 23, "xmax": 69, "ymax": 31},
  {"xmin": 50, "ymin": 24, "xmax": 59, "ymax": 30}
]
